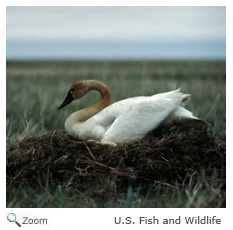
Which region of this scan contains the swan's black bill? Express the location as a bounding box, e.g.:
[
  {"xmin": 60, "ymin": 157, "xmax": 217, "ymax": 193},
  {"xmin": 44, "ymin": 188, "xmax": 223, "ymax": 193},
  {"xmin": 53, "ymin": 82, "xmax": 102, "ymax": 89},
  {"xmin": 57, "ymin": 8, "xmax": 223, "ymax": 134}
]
[{"xmin": 58, "ymin": 91, "xmax": 74, "ymax": 110}]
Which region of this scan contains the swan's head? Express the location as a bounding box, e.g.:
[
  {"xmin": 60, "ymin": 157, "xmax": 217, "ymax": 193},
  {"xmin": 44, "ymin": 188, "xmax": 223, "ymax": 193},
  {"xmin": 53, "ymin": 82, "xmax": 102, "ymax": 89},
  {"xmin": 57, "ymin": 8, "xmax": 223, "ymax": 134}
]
[{"xmin": 58, "ymin": 80, "xmax": 90, "ymax": 110}]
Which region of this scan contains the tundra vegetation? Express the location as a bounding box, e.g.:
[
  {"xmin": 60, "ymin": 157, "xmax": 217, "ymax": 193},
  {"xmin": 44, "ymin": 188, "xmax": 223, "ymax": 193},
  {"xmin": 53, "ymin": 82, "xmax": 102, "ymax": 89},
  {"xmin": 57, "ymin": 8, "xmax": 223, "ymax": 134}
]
[{"xmin": 6, "ymin": 61, "xmax": 226, "ymax": 208}]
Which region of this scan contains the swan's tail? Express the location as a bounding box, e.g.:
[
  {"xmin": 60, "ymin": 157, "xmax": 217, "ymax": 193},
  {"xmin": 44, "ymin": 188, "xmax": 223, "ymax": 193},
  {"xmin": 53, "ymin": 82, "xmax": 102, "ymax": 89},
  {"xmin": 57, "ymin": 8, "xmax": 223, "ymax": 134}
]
[
  {"xmin": 181, "ymin": 94, "xmax": 191, "ymax": 106},
  {"xmin": 171, "ymin": 88, "xmax": 191, "ymax": 106}
]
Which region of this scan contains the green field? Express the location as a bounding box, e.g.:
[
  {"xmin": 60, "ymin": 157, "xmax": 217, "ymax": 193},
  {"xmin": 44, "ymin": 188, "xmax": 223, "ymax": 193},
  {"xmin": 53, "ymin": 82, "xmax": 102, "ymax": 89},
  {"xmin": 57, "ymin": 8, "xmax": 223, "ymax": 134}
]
[{"xmin": 6, "ymin": 60, "xmax": 226, "ymax": 208}]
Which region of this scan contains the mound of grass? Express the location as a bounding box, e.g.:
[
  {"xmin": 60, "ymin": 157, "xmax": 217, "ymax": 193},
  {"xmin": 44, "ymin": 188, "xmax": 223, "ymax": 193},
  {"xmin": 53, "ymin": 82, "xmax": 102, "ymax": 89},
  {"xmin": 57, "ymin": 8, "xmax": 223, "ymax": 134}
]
[{"xmin": 7, "ymin": 121, "xmax": 225, "ymax": 203}]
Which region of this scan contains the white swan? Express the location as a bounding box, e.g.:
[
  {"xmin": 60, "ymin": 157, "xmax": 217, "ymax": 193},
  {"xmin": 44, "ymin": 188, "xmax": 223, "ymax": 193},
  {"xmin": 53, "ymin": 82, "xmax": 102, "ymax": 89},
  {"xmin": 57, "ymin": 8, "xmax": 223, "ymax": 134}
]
[{"xmin": 58, "ymin": 80, "xmax": 199, "ymax": 145}]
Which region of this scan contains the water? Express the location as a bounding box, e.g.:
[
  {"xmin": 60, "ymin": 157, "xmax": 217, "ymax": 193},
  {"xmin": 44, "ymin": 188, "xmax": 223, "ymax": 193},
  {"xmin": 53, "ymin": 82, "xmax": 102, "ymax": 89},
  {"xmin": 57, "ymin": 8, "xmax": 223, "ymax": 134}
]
[{"xmin": 6, "ymin": 39, "xmax": 226, "ymax": 60}]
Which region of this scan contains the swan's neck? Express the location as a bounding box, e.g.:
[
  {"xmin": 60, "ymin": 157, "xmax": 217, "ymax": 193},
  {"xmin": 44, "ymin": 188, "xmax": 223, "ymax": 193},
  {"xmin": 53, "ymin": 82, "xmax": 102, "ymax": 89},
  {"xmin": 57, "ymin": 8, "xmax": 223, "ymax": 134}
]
[{"xmin": 65, "ymin": 81, "xmax": 111, "ymax": 131}]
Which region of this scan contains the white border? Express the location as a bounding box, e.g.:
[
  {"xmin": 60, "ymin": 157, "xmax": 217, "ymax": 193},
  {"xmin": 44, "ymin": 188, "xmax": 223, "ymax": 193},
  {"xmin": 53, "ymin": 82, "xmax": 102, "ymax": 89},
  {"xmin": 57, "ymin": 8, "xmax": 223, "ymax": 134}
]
[
  {"xmin": 2, "ymin": 0, "xmax": 229, "ymax": 7},
  {"xmin": 2, "ymin": 1, "xmax": 232, "ymax": 230},
  {"xmin": 1, "ymin": 0, "xmax": 6, "ymax": 211}
]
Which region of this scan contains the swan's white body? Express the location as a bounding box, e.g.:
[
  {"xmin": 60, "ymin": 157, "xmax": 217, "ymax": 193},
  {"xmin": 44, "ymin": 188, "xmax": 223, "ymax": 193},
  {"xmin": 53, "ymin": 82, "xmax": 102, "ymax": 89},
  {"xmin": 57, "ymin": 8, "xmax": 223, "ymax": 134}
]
[{"xmin": 64, "ymin": 88, "xmax": 198, "ymax": 143}]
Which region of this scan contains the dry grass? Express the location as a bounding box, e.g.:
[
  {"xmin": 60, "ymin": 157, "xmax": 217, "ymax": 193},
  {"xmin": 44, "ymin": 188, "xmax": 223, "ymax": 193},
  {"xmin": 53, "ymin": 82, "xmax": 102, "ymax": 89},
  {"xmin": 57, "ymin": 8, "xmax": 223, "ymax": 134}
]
[{"xmin": 7, "ymin": 121, "xmax": 225, "ymax": 204}]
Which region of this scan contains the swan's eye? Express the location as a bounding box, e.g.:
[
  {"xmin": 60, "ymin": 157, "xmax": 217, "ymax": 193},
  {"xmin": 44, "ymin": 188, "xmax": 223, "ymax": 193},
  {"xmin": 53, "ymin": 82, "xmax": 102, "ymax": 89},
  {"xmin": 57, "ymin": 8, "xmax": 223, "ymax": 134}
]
[{"xmin": 70, "ymin": 88, "xmax": 75, "ymax": 93}]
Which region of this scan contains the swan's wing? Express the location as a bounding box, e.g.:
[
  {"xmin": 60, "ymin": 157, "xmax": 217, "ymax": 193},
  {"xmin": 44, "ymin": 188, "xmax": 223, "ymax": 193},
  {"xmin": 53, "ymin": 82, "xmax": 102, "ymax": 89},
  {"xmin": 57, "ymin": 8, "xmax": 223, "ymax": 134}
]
[
  {"xmin": 93, "ymin": 89, "xmax": 182, "ymax": 125},
  {"xmin": 97, "ymin": 90, "xmax": 184, "ymax": 142}
]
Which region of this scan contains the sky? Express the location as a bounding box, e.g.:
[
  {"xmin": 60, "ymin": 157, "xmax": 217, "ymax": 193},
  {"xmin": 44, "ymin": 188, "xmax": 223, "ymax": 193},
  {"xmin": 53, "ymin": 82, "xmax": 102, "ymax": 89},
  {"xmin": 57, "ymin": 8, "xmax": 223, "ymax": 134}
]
[{"xmin": 6, "ymin": 6, "xmax": 226, "ymax": 60}]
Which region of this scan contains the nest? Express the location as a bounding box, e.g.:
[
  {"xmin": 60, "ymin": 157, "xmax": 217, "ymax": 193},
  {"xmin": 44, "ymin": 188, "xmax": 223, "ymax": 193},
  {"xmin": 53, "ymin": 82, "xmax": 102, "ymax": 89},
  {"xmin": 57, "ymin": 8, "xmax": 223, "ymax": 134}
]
[{"xmin": 7, "ymin": 121, "xmax": 225, "ymax": 198}]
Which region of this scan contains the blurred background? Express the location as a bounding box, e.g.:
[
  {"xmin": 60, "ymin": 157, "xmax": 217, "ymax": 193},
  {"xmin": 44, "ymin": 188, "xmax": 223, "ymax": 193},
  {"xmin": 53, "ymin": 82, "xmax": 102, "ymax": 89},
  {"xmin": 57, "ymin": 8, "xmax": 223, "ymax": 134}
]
[{"xmin": 6, "ymin": 6, "xmax": 226, "ymax": 147}]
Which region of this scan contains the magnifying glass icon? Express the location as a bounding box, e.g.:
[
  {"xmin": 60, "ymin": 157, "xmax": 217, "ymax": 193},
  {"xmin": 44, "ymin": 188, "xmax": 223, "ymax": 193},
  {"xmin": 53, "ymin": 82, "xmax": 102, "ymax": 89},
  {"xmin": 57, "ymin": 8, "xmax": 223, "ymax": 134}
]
[{"xmin": 7, "ymin": 213, "xmax": 21, "ymax": 227}]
